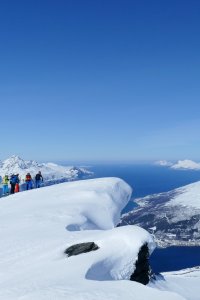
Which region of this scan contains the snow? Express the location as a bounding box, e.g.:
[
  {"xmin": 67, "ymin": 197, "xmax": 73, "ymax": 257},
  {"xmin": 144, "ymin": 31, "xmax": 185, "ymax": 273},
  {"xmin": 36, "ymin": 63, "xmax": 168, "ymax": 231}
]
[
  {"xmin": 149, "ymin": 267, "xmax": 200, "ymax": 300},
  {"xmin": 155, "ymin": 159, "xmax": 200, "ymax": 170},
  {"xmin": 171, "ymin": 160, "xmax": 200, "ymax": 170},
  {"xmin": 165, "ymin": 181, "xmax": 200, "ymax": 210},
  {"xmin": 0, "ymin": 155, "xmax": 92, "ymax": 184},
  {"xmin": 155, "ymin": 160, "xmax": 173, "ymax": 167},
  {"xmin": 0, "ymin": 177, "xmax": 191, "ymax": 300}
]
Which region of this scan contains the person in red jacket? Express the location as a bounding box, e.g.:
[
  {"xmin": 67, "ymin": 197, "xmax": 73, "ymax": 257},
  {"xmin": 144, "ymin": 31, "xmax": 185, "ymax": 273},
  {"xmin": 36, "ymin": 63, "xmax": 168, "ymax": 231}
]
[
  {"xmin": 25, "ymin": 173, "xmax": 33, "ymax": 190},
  {"xmin": 14, "ymin": 174, "xmax": 20, "ymax": 193}
]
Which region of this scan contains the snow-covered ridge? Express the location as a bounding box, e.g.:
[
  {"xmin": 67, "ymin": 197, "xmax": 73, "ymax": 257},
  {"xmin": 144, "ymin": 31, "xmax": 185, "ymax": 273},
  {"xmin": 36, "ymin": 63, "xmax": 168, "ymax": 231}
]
[
  {"xmin": 0, "ymin": 155, "xmax": 93, "ymax": 181},
  {"xmin": 0, "ymin": 177, "xmax": 188, "ymax": 300},
  {"xmin": 155, "ymin": 159, "xmax": 200, "ymax": 170}
]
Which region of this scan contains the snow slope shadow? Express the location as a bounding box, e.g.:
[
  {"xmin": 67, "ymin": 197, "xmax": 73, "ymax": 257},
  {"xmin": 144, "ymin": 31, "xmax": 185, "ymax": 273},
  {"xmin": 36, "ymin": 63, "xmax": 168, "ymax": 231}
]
[
  {"xmin": 85, "ymin": 259, "xmax": 114, "ymax": 281},
  {"xmin": 66, "ymin": 215, "xmax": 106, "ymax": 231}
]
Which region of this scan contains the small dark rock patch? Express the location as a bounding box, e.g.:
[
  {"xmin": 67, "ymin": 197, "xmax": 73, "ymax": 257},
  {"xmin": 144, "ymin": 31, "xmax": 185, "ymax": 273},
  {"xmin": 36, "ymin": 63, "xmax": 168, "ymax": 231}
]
[
  {"xmin": 65, "ymin": 242, "xmax": 99, "ymax": 257},
  {"xmin": 130, "ymin": 243, "xmax": 152, "ymax": 285}
]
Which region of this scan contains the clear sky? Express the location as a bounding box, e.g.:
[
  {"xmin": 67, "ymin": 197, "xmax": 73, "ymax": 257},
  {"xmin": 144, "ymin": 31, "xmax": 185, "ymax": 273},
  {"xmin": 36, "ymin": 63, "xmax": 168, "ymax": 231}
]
[{"xmin": 0, "ymin": 0, "xmax": 200, "ymax": 162}]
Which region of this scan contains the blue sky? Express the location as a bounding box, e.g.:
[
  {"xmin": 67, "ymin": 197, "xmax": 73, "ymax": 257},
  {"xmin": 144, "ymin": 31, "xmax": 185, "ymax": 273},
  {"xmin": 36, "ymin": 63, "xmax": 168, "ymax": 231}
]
[{"xmin": 0, "ymin": 0, "xmax": 200, "ymax": 162}]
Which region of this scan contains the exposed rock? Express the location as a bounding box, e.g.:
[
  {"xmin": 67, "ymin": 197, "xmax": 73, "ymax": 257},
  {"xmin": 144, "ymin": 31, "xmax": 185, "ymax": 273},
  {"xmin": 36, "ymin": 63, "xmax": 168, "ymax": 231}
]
[
  {"xmin": 65, "ymin": 242, "xmax": 99, "ymax": 257},
  {"xmin": 130, "ymin": 243, "xmax": 152, "ymax": 285}
]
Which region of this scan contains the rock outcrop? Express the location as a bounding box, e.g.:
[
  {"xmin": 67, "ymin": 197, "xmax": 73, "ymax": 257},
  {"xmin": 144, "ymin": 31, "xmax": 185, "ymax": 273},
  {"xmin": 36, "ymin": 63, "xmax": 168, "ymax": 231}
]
[
  {"xmin": 65, "ymin": 242, "xmax": 99, "ymax": 257},
  {"xmin": 130, "ymin": 243, "xmax": 152, "ymax": 285}
]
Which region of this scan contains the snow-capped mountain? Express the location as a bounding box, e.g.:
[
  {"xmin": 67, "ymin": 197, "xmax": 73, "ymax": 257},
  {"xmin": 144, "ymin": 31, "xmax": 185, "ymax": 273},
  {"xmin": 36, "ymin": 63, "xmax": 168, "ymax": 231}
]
[
  {"xmin": 155, "ymin": 160, "xmax": 173, "ymax": 167},
  {"xmin": 0, "ymin": 155, "xmax": 93, "ymax": 182},
  {"xmin": 0, "ymin": 177, "xmax": 191, "ymax": 300},
  {"xmin": 120, "ymin": 181, "xmax": 200, "ymax": 247},
  {"xmin": 171, "ymin": 160, "xmax": 200, "ymax": 170},
  {"xmin": 155, "ymin": 159, "xmax": 200, "ymax": 170}
]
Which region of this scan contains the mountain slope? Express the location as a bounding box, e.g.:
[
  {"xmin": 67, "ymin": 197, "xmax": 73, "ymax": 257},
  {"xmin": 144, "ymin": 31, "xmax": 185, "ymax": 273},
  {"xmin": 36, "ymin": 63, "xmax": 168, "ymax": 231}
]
[
  {"xmin": 0, "ymin": 155, "xmax": 92, "ymax": 182},
  {"xmin": 120, "ymin": 181, "xmax": 200, "ymax": 247}
]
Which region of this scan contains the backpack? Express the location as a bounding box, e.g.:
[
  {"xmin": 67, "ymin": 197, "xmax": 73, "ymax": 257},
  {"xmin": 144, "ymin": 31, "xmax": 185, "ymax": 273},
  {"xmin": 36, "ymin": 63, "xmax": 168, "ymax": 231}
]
[
  {"xmin": 10, "ymin": 175, "xmax": 17, "ymax": 184},
  {"xmin": 35, "ymin": 173, "xmax": 41, "ymax": 181},
  {"xmin": 26, "ymin": 174, "xmax": 32, "ymax": 182}
]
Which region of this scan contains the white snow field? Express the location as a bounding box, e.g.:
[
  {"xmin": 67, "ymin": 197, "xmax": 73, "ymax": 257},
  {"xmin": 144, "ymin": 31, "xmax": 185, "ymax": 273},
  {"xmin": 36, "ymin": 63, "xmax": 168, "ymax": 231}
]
[
  {"xmin": 150, "ymin": 267, "xmax": 200, "ymax": 300},
  {"xmin": 0, "ymin": 177, "xmax": 194, "ymax": 300}
]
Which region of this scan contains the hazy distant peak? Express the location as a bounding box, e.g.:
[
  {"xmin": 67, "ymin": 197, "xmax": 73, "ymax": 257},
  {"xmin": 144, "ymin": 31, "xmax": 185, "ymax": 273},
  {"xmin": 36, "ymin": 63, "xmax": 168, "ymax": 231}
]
[
  {"xmin": 171, "ymin": 159, "xmax": 200, "ymax": 170},
  {"xmin": 155, "ymin": 159, "xmax": 200, "ymax": 170},
  {"xmin": 155, "ymin": 160, "xmax": 173, "ymax": 167}
]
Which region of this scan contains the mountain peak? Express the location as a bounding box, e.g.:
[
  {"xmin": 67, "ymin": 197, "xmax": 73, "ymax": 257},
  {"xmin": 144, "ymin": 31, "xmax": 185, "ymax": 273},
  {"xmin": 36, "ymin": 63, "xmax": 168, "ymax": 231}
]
[
  {"xmin": 3, "ymin": 155, "xmax": 29, "ymax": 171},
  {"xmin": 0, "ymin": 156, "xmax": 93, "ymax": 181}
]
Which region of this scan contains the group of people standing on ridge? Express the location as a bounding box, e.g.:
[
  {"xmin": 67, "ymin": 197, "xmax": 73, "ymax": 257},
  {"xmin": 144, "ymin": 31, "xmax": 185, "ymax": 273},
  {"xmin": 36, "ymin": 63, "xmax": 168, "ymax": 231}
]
[{"xmin": 1, "ymin": 171, "xmax": 43, "ymax": 196}]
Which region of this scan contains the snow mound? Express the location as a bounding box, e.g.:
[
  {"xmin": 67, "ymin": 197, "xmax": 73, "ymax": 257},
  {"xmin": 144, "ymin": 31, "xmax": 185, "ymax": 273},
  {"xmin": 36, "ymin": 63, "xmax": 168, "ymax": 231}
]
[{"xmin": 85, "ymin": 225, "xmax": 155, "ymax": 281}]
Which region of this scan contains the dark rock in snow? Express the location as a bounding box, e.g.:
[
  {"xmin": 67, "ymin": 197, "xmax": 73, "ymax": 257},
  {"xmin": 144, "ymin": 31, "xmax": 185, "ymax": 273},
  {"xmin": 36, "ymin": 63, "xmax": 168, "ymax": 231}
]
[
  {"xmin": 130, "ymin": 243, "xmax": 152, "ymax": 285},
  {"xmin": 65, "ymin": 242, "xmax": 99, "ymax": 257}
]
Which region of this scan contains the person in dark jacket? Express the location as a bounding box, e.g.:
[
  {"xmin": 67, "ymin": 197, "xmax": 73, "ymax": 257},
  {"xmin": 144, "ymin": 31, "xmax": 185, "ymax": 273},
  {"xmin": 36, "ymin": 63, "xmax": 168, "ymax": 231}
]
[
  {"xmin": 10, "ymin": 174, "xmax": 19, "ymax": 194},
  {"xmin": 35, "ymin": 171, "xmax": 43, "ymax": 188}
]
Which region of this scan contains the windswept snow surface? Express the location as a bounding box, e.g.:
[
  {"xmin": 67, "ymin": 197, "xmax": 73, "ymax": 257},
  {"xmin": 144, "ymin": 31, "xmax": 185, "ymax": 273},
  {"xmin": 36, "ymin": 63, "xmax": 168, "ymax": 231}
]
[
  {"xmin": 149, "ymin": 267, "xmax": 200, "ymax": 300},
  {"xmin": 0, "ymin": 177, "xmax": 186, "ymax": 300}
]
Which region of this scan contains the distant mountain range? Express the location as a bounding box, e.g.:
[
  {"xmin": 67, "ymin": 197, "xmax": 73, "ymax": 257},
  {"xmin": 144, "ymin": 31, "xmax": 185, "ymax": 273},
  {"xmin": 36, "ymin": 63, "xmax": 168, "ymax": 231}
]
[
  {"xmin": 0, "ymin": 155, "xmax": 93, "ymax": 182},
  {"xmin": 155, "ymin": 159, "xmax": 200, "ymax": 170},
  {"xmin": 119, "ymin": 181, "xmax": 200, "ymax": 247}
]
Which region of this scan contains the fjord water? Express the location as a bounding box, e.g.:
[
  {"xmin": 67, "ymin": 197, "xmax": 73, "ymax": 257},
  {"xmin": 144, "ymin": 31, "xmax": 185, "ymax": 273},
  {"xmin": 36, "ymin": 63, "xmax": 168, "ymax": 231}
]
[
  {"xmin": 91, "ymin": 164, "xmax": 200, "ymax": 213},
  {"xmin": 150, "ymin": 246, "xmax": 200, "ymax": 273},
  {"xmin": 91, "ymin": 164, "xmax": 200, "ymax": 273}
]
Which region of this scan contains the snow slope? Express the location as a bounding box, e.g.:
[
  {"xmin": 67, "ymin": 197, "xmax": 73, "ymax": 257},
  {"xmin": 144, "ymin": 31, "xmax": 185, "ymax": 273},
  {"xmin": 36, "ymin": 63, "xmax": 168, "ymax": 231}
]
[
  {"xmin": 149, "ymin": 267, "xmax": 200, "ymax": 300},
  {"xmin": 0, "ymin": 177, "xmax": 187, "ymax": 300},
  {"xmin": 165, "ymin": 181, "xmax": 200, "ymax": 209}
]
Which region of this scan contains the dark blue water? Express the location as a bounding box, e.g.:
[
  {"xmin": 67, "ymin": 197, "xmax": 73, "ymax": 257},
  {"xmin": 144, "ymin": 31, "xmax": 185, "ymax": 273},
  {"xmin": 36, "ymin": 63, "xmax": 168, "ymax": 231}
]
[
  {"xmin": 90, "ymin": 164, "xmax": 200, "ymax": 213},
  {"xmin": 150, "ymin": 246, "xmax": 200, "ymax": 273}
]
